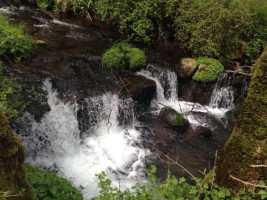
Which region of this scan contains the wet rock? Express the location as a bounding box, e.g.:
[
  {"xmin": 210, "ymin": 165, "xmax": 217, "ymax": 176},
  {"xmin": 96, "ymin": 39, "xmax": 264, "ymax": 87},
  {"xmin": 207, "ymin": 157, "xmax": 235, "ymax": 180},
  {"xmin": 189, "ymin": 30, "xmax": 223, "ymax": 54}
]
[
  {"xmin": 232, "ymin": 76, "xmax": 244, "ymax": 87},
  {"xmin": 179, "ymin": 80, "xmax": 215, "ymax": 105},
  {"xmin": 195, "ymin": 126, "xmax": 212, "ymax": 138},
  {"xmin": 158, "ymin": 107, "xmax": 188, "ymax": 130},
  {"xmin": 137, "ymin": 113, "xmax": 178, "ymax": 154},
  {"xmin": 116, "ymin": 70, "xmax": 156, "ymax": 107},
  {"xmin": 177, "ymin": 58, "xmax": 197, "ymax": 78},
  {"xmin": 225, "ymin": 96, "xmax": 245, "ymax": 124}
]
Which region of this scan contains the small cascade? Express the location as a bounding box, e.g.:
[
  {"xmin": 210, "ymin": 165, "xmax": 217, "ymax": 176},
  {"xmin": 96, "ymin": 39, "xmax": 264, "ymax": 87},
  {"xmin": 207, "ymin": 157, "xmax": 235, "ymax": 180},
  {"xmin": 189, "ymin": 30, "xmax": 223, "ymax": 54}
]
[
  {"xmin": 17, "ymin": 80, "xmax": 151, "ymax": 199},
  {"xmin": 138, "ymin": 66, "xmax": 231, "ymax": 128},
  {"xmin": 209, "ymin": 73, "xmax": 234, "ymax": 109}
]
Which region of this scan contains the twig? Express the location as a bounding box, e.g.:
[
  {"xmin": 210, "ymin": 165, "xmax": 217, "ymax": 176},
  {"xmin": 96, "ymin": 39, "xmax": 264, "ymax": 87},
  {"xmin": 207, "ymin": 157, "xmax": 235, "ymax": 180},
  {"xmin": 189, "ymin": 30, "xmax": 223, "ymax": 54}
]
[
  {"xmin": 211, "ymin": 150, "xmax": 218, "ymax": 190},
  {"xmin": 229, "ymin": 175, "xmax": 267, "ymax": 189},
  {"xmin": 225, "ymin": 70, "xmax": 252, "ymax": 77},
  {"xmin": 250, "ymin": 165, "xmax": 267, "ymax": 168},
  {"xmin": 116, "ymin": 83, "xmax": 132, "ymax": 95},
  {"xmin": 144, "ymin": 143, "xmax": 203, "ymax": 190}
]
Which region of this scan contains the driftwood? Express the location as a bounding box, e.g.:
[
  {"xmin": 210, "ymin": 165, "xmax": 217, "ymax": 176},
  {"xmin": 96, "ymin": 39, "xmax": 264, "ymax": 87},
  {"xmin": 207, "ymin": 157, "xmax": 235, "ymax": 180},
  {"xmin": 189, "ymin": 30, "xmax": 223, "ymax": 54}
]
[{"xmin": 225, "ymin": 70, "xmax": 252, "ymax": 77}]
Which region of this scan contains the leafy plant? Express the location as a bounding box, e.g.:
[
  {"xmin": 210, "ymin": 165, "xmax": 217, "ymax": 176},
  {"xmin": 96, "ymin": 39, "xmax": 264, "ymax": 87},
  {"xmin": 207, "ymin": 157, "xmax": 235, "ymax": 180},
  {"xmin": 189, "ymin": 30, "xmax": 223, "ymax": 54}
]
[
  {"xmin": 245, "ymin": 39, "xmax": 266, "ymax": 64},
  {"xmin": 25, "ymin": 164, "xmax": 83, "ymax": 200},
  {"xmin": 93, "ymin": 165, "xmax": 267, "ymax": 200},
  {"xmin": 0, "ymin": 15, "xmax": 33, "ymax": 60},
  {"xmin": 102, "ymin": 42, "xmax": 146, "ymax": 70},
  {"xmin": 0, "ymin": 62, "xmax": 28, "ymax": 120},
  {"xmin": 36, "ymin": 0, "xmax": 51, "ymax": 9},
  {"xmin": 193, "ymin": 57, "xmax": 224, "ymax": 83}
]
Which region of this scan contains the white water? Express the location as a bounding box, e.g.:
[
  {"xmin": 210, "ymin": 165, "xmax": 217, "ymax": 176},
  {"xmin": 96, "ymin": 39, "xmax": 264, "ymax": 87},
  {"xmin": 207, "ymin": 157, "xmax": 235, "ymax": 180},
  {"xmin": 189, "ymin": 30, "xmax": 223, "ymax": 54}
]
[
  {"xmin": 137, "ymin": 65, "xmax": 233, "ymax": 128},
  {"xmin": 209, "ymin": 73, "xmax": 234, "ymax": 109},
  {"xmin": 20, "ymin": 80, "xmax": 151, "ymax": 199}
]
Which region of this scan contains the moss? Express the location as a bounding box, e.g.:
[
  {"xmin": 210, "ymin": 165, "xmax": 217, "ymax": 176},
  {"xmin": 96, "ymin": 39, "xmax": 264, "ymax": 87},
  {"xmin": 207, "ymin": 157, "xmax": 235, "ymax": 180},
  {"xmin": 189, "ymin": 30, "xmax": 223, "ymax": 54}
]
[
  {"xmin": 174, "ymin": 113, "xmax": 187, "ymax": 127},
  {"xmin": 215, "ymin": 46, "xmax": 267, "ymax": 192},
  {"xmin": 192, "ymin": 57, "xmax": 224, "ymax": 83},
  {"xmin": 0, "ymin": 110, "xmax": 34, "ymax": 200},
  {"xmin": 128, "ymin": 48, "xmax": 147, "ymax": 69},
  {"xmin": 102, "ymin": 42, "xmax": 146, "ymax": 70}
]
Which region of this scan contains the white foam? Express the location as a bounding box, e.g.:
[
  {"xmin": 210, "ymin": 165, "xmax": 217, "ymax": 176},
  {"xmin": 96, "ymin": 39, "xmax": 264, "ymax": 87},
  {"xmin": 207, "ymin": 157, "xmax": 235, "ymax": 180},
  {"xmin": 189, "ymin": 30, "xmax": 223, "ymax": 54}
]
[{"xmin": 20, "ymin": 80, "xmax": 151, "ymax": 199}]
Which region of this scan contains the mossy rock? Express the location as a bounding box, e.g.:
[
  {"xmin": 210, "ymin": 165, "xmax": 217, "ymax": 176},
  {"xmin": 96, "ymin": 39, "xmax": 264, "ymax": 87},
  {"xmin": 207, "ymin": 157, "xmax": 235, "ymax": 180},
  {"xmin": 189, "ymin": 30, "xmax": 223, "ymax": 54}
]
[
  {"xmin": 216, "ymin": 46, "xmax": 267, "ymax": 191},
  {"xmin": 0, "ymin": 110, "xmax": 34, "ymax": 200},
  {"xmin": 102, "ymin": 42, "xmax": 147, "ymax": 70},
  {"xmin": 192, "ymin": 57, "xmax": 224, "ymax": 83},
  {"xmin": 158, "ymin": 107, "xmax": 188, "ymax": 130}
]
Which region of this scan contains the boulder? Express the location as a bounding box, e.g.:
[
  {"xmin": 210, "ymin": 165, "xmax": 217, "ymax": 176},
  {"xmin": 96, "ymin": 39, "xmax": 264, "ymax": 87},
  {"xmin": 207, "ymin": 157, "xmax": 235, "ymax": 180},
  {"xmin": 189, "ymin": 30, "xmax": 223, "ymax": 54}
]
[
  {"xmin": 158, "ymin": 107, "xmax": 188, "ymax": 130},
  {"xmin": 177, "ymin": 58, "xmax": 198, "ymax": 78},
  {"xmin": 116, "ymin": 70, "xmax": 156, "ymax": 107}
]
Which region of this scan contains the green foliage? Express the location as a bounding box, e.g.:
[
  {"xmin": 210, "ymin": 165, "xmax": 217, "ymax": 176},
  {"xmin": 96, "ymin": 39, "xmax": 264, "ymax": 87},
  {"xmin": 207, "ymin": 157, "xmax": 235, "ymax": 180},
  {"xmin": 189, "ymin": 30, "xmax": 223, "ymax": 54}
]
[
  {"xmin": 174, "ymin": 113, "xmax": 187, "ymax": 127},
  {"xmin": 94, "ymin": 0, "xmax": 163, "ymax": 43},
  {"xmin": 36, "ymin": 0, "xmax": 51, "ymax": 9},
  {"xmin": 25, "ymin": 164, "xmax": 83, "ymax": 200},
  {"xmin": 0, "ymin": 15, "xmax": 33, "ymax": 60},
  {"xmin": 73, "ymin": 0, "xmax": 93, "ymax": 14},
  {"xmin": 168, "ymin": 0, "xmax": 259, "ymax": 59},
  {"xmin": 93, "ymin": 165, "xmax": 267, "ymax": 200},
  {"xmin": 102, "ymin": 42, "xmax": 146, "ymax": 70},
  {"xmin": 0, "ymin": 62, "xmax": 28, "ymax": 120},
  {"xmin": 193, "ymin": 57, "xmax": 224, "ymax": 83},
  {"xmin": 245, "ymin": 39, "xmax": 266, "ymax": 64}
]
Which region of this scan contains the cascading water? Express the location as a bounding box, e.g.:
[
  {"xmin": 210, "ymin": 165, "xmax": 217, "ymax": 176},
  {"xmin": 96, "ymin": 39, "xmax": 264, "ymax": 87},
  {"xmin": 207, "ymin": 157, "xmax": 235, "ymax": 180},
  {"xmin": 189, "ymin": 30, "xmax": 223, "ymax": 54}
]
[
  {"xmin": 18, "ymin": 80, "xmax": 151, "ymax": 199},
  {"xmin": 209, "ymin": 73, "xmax": 234, "ymax": 109},
  {"xmin": 137, "ymin": 65, "xmax": 233, "ymax": 128}
]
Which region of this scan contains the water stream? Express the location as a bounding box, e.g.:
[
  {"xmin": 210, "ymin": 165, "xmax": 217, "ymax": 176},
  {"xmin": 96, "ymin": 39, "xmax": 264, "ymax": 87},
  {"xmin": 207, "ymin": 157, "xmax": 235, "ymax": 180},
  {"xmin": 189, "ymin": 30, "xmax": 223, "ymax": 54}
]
[
  {"xmin": 19, "ymin": 80, "xmax": 151, "ymax": 199},
  {"xmin": 0, "ymin": 3, "xmax": 238, "ymax": 199}
]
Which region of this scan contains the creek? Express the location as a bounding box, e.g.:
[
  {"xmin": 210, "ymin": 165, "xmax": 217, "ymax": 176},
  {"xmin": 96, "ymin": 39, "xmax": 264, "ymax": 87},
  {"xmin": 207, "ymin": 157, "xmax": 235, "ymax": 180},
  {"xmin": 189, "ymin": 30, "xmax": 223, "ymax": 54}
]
[{"xmin": 0, "ymin": 2, "xmax": 247, "ymax": 199}]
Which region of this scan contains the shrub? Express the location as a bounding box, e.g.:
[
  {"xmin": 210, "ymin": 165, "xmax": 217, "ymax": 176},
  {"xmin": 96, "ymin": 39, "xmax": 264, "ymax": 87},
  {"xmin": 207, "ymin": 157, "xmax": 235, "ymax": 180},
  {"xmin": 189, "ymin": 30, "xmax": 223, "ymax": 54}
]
[
  {"xmin": 245, "ymin": 39, "xmax": 266, "ymax": 64},
  {"xmin": 0, "ymin": 15, "xmax": 33, "ymax": 60},
  {"xmin": 93, "ymin": 165, "xmax": 267, "ymax": 200},
  {"xmin": 102, "ymin": 42, "xmax": 146, "ymax": 70},
  {"xmin": 193, "ymin": 57, "xmax": 224, "ymax": 83},
  {"xmin": 36, "ymin": 0, "xmax": 51, "ymax": 9},
  {"xmin": 25, "ymin": 164, "xmax": 83, "ymax": 200},
  {"xmin": 0, "ymin": 62, "xmax": 28, "ymax": 120}
]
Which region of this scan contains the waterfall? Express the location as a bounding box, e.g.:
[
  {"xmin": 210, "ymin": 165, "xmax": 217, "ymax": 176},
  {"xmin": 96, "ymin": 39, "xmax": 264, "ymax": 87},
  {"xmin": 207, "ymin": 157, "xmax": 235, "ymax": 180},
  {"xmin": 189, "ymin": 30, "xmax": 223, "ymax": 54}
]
[
  {"xmin": 137, "ymin": 65, "xmax": 230, "ymax": 127},
  {"xmin": 18, "ymin": 80, "xmax": 151, "ymax": 199},
  {"xmin": 209, "ymin": 73, "xmax": 234, "ymax": 109}
]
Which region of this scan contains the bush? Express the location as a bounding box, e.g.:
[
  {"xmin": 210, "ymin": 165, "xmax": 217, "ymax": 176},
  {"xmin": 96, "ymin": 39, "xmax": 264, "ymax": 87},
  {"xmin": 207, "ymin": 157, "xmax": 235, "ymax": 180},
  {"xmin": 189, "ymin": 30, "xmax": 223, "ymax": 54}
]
[
  {"xmin": 102, "ymin": 42, "xmax": 146, "ymax": 70},
  {"xmin": 25, "ymin": 164, "xmax": 83, "ymax": 200},
  {"xmin": 93, "ymin": 165, "xmax": 267, "ymax": 200},
  {"xmin": 0, "ymin": 15, "xmax": 33, "ymax": 60},
  {"xmin": 193, "ymin": 57, "xmax": 224, "ymax": 83},
  {"xmin": 0, "ymin": 62, "xmax": 28, "ymax": 120}
]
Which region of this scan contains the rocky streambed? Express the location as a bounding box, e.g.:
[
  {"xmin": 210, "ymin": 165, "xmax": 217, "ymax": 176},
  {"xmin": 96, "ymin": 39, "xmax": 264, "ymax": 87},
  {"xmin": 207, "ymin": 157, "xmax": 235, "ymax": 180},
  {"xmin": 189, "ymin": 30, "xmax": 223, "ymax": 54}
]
[{"xmin": 0, "ymin": 2, "xmax": 249, "ymax": 199}]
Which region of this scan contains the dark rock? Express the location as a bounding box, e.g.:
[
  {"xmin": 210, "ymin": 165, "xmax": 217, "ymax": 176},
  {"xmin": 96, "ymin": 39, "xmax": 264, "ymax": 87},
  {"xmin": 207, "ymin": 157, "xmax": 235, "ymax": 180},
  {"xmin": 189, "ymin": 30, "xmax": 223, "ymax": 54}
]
[
  {"xmin": 158, "ymin": 107, "xmax": 188, "ymax": 130},
  {"xmin": 176, "ymin": 58, "xmax": 197, "ymax": 78},
  {"xmin": 116, "ymin": 70, "xmax": 156, "ymax": 107},
  {"xmin": 195, "ymin": 126, "xmax": 212, "ymax": 138},
  {"xmin": 232, "ymin": 76, "xmax": 244, "ymax": 87},
  {"xmin": 178, "ymin": 79, "xmax": 215, "ymax": 105}
]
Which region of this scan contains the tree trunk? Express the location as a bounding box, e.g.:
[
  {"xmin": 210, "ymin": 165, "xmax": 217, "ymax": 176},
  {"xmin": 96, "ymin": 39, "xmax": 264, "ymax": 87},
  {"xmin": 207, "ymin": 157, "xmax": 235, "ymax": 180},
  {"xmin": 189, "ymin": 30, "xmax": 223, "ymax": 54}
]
[
  {"xmin": 215, "ymin": 46, "xmax": 267, "ymax": 191},
  {"xmin": 0, "ymin": 110, "xmax": 34, "ymax": 200}
]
